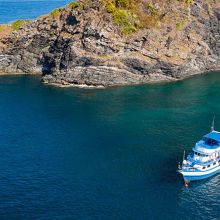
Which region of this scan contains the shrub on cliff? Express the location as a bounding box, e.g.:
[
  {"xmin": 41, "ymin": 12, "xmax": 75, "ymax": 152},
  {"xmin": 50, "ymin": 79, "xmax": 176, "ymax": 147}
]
[
  {"xmin": 67, "ymin": 2, "xmax": 78, "ymax": 9},
  {"xmin": 115, "ymin": 0, "xmax": 129, "ymax": 8},
  {"xmin": 103, "ymin": 0, "xmax": 139, "ymax": 34},
  {"xmin": 50, "ymin": 9, "xmax": 61, "ymax": 18},
  {"xmin": 102, "ymin": 0, "xmax": 195, "ymax": 34},
  {"xmin": 112, "ymin": 9, "xmax": 137, "ymax": 34},
  {"xmin": 106, "ymin": 2, "xmax": 116, "ymax": 13},
  {"xmin": 11, "ymin": 20, "xmax": 30, "ymax": 31}
]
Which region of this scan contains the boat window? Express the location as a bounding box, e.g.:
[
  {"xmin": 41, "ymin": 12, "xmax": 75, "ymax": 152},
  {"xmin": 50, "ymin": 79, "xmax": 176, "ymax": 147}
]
[
  {"xmin": 208, "ymin": 165, "xmax": 211, "ymax": 168},
  {"xmin": 202, "ymin": 167, "xmax": 206, "ymax": 169},
  {"xmin": 194, "ymin": 152, "xmax": 198, "ymax": 155},
  {"xmin": 213, "ymin": 162, "xmax": 216, "ymax": 165}
]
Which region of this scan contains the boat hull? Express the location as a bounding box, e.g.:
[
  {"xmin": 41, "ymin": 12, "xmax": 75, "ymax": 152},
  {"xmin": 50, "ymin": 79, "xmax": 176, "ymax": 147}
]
[{"xmin": 179, "ymin": 165, "xmax": 220, "ymax": 181}]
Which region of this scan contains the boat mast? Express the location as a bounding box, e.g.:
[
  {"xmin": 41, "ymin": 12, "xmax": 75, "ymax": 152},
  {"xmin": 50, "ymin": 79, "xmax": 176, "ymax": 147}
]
[
  {"xmin": 182, "ymin": 150, "xmax": 185, "ymax": 163},
  {"xmin": 211, "ymin": 116, "xmax": 215, "ymax": 131}
]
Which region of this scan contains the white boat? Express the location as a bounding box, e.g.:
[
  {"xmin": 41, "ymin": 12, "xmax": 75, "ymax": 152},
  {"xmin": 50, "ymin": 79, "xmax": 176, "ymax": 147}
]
[{"xmin": 178, "ymin": 119, "xmax": 220, "ymax": 185}]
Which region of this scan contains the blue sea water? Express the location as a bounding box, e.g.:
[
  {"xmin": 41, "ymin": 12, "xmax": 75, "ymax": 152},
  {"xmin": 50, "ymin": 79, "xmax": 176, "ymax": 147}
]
[
  {"xmin": 0, "ymin": 0, "xmax": 71, "ymax": 24},
  {"xmin": 1, "ymin": 1, "xmax": 220, "ymax": 219},
  {"xmin": 0, "ymin": 73, "xmax": 220, "ymax": 219}
]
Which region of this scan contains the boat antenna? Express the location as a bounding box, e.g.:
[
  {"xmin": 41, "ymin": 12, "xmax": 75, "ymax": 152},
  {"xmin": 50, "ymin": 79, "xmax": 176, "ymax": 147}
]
[{"xmin": 211, "ymin": 115, "xmax": 215, "ymax": 131}]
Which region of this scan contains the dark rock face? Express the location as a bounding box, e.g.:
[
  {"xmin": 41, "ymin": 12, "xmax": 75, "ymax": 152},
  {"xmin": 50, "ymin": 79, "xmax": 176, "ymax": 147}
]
[{"xmin": 0, "ymin": 0, "xmax": 220, "ymax": 87}]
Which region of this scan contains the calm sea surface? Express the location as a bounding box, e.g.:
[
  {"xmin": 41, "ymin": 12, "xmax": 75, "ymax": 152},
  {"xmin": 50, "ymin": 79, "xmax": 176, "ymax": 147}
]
[
  {"xmin": 0, "ymin": 73, "xmax": 220, "ymax": 219},
  {"xmin": 0, "ymin": 1, "xmax": 220, "ymax": 219},
  {"xmin": 0, "ymin": 0, "xmax": 71, "ymax": 23}
]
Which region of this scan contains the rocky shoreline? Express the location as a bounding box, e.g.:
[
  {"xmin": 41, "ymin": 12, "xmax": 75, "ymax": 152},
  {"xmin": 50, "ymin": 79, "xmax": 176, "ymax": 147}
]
[{"xmin": 0, "ymin": 0, "xmax": 219, "ymax": 87}]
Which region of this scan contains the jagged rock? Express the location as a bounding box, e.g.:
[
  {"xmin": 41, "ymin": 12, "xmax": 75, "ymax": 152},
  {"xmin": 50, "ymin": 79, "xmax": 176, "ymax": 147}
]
[{"xmin": 0, "ymin": 0, "xmax": 219, "ymax": 87}]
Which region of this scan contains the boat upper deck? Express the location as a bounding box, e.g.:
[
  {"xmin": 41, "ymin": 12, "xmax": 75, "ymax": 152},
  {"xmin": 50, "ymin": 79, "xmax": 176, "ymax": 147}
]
[{"xmin": 193, "ymin": 131, "xmax": 220, "ymax": 154}]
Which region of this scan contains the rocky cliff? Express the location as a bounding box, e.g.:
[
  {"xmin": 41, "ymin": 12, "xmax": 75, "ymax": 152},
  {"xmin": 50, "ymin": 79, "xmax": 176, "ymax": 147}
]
[{"xmin": 0, "ymin": 0, "xmax": 219, "ymax": 87}]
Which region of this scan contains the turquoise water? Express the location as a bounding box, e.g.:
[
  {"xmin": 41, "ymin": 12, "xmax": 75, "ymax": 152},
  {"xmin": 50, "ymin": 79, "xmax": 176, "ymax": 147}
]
[
  {"xmin": 0, "ymin": 0, "xmax": 71, "ymax": 24},
  {"xmin": 0, "ymin": 73, "xmax": 220, "ymax": 219}
]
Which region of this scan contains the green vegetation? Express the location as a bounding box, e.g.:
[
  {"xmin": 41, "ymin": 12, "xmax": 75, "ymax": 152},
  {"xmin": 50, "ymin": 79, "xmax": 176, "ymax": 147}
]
[
  {"xmin": 67, "ymin": 0, "xmax": 89, "ymax": 10},
  {"xmin": 176, "ymin": 21, "xmax": 182, "ymax": 29},
  {"xmin": 50, "ymin": 8, "xmax": 61, "ymax": 18},
  {"xmin": 102, "ymin": 0, "xmax": 195, "ymax": 34},
  {"xmin": 67, "ymin": 1, "xmax": 78, "ymax": 9},
  {"xmin": 116, "ymin": 0, "xmax": 129, "ymax": 7},
  {"xmin": 112, "ymin": 9, "xmax": 137, "ymax": 34},
  {"xmin": 11, "ymin": 20, "xmax": 30, "ymax": 31},
  {"xmin": 184, "ymin": 0, "xmax": 193, "ymax": 5},
  {"xmin": 106, "ymin": 2, "xmax": 116, "ymax": 12},
  {"xmin": 146, "ymin": 3, "xmax": 159, "ymax": 16},
  {"xmin": 104, "ymin": 0, "xmax": 139, "ymax": 34}
]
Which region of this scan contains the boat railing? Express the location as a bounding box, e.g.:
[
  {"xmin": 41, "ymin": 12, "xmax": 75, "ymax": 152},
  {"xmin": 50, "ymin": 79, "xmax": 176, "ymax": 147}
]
[
  {"xmin": 182, "ymin": 166, "xmax": 196, "ymax": 172},
  {"xmin": 187, "ymin": 154, "xmax": 220, "ymax": 166}
]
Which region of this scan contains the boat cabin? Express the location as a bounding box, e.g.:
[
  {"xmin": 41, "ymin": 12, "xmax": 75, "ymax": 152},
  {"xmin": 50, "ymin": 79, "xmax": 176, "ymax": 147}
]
[{"xmin": 192, "ymin": 131, "xmax": 220, "ymax": 162}]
